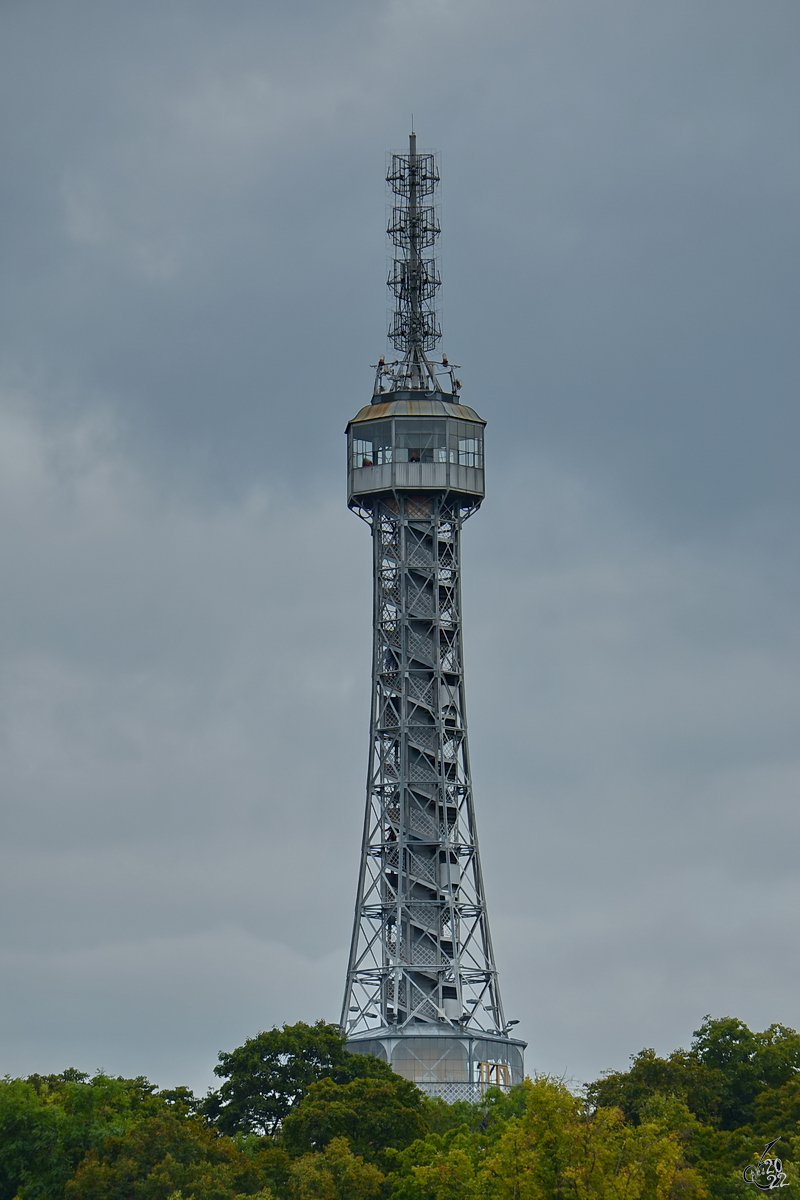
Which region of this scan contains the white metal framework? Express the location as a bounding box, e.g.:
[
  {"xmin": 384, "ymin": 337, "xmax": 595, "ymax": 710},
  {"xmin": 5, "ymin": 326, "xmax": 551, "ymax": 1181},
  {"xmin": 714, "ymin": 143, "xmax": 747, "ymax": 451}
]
[
  {"xmin": 343, "ymin": 492, "xmax": 504, "ymax": 1037},
  {"xmin": 340, "ymin": 133, "xmax": 524, "ymax": 1098}
]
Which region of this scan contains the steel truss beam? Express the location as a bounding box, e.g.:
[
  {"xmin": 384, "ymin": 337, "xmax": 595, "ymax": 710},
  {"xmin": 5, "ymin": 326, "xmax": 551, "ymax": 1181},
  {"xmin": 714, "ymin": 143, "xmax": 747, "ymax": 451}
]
[{"xmin": 342, "ymin": 493, "xmax": 506, "ymax": 1038}]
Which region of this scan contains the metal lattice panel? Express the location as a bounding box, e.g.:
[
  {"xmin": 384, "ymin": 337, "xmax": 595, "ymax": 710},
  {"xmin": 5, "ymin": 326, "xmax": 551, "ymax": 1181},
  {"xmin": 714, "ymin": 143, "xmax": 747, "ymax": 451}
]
[{"xmin": 341, "ymin": 493, "xmax": 506, "ymax": 1038}]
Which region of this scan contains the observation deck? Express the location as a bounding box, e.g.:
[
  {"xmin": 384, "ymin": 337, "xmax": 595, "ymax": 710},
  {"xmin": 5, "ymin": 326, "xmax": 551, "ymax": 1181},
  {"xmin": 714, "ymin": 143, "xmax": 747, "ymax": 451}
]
[{"xmin": 346, "ymin": 391, "xmax": 485, "ymax": 511}]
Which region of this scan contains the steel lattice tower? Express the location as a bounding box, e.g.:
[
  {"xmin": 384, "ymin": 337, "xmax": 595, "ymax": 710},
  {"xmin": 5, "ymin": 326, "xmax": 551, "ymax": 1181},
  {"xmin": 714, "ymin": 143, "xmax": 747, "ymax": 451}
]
[{"xmin": 341, "ymin": 134, "xmax": 525, "ymax": 1101}]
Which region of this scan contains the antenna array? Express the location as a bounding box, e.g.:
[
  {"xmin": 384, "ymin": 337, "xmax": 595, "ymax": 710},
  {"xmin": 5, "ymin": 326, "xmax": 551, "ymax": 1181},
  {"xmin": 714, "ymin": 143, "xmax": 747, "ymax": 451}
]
[{"xmin": 387, "ymin": 135, "xmax": 441, "ymax": 355}]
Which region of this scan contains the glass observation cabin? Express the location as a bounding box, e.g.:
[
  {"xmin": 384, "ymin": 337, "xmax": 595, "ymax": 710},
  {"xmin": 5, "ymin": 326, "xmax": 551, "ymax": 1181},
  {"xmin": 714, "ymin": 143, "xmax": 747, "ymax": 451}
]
[
  {"xmin": 347, "ymin": 393, "xmax": 486, "ymax": 509},
  {"xmin": 348, "ymin": 1031, "xmax": 525, "ymax": 1102}
]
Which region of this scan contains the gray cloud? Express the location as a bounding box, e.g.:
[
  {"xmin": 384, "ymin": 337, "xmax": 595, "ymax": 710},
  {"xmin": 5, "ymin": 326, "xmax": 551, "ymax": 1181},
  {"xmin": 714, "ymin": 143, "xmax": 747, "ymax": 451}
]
[{"xmin": 0, "ymin": 0, "xmax": 797, "ymax": 1093}]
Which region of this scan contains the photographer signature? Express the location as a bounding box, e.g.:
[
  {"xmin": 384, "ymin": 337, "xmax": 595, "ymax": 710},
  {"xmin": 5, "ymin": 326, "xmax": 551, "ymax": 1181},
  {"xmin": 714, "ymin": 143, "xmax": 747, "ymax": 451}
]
[{"xmin": 743, "ymin": 1139, "xmax": 789, "ymax": 1190}]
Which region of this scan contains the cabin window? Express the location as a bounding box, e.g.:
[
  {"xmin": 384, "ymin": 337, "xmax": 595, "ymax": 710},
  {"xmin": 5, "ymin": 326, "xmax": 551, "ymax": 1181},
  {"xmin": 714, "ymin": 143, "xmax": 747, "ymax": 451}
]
[
  {"xmin": 449, "ymin": 421, "xmax": 483, "ymax": 468},
  {"xmin": 394, "ymin": 420, "xmax": 448, "ymax": 464},
  {"xmin": 351, "ymin": 418, "xmax": 483, "ymax": 469},
  {"xmin": 458, "ymin": 438, "xmax": 481, "ymax": 467},
  {"xmin": 352, "ymin": 421, "xmax": 392, "ymax": 467}
]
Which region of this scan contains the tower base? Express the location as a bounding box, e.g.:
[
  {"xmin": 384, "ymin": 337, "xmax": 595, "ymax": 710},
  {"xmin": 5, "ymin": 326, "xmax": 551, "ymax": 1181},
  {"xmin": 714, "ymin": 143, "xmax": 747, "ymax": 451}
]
[{"xmin": 347, "ymin": 1027, "xmax": 526, "ymax": 1102}]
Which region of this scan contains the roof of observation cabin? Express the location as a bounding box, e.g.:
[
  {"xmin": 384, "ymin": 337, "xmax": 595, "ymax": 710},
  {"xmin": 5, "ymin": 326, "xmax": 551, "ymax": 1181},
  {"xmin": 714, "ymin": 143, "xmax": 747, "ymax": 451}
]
[{"xmin": 348, "ymin": 393, "xmax": 485, "ymax": 429}]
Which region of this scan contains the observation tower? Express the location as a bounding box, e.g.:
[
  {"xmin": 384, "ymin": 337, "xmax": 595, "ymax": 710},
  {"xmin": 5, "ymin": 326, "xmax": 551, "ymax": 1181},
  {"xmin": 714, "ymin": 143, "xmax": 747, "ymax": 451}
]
[{"xmin": 341, "ymin": 134, "xmax": 525, "ymax": 1101}]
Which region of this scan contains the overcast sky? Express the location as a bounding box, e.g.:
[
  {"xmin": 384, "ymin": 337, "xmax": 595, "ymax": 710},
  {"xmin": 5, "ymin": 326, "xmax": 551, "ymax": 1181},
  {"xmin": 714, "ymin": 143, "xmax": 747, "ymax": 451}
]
[{"xmin": 0, "ymin": 0, "xmax": 798, "ymax": 1096}]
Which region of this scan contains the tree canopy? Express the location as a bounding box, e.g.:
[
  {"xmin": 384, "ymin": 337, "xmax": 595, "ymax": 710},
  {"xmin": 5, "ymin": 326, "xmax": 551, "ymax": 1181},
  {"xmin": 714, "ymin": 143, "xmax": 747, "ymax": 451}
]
[
  {"xmin": 589, "ymin": 1015, "xmax": 800, "ymax": 1130},
  {"xmin": 282, "ymin": 1073, "xmax": 428, "ymax": 1165},
  {"xmin": 201, "ymin": 1020, "xmax": 395, "ymax": 1136},
  {"xmin": 3, "ymin": 1015, "xmax": 800, "ymax": 1200}
]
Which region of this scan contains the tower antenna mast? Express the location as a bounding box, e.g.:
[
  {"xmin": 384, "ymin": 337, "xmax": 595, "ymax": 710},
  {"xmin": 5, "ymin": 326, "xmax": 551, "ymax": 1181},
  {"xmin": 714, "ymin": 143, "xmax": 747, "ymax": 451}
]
[{"xmin": 381, "ymin": 134, "xmax": 456, "ymax": 395}]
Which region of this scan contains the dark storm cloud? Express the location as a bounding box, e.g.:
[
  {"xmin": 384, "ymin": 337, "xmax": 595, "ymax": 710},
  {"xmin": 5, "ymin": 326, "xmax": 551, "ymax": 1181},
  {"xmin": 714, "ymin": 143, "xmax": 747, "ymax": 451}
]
[{"xmin": 0, "ymin": 0, "xmax": 797, "ymax": 1090}]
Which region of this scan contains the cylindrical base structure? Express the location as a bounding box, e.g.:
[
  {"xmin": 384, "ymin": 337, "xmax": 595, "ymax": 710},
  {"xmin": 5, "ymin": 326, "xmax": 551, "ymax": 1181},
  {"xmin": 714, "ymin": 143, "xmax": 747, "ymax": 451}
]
[{"xmin": 347, "ymin": 1028, "xmax": 526, "ymax": 1103}]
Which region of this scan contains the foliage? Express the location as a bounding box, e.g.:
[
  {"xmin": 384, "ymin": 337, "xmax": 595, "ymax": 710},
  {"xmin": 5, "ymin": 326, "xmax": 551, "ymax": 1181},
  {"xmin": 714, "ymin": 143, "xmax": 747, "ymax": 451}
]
[
  {"xmin": 588, "ymin": 1016, "xmax": 800, "ymax": 1199},
  {"xmin": 385, "ymin": 1078, "xmax": 708, "ymax": 1200},
  {"xmin": 288, "ymin": 1137, "xmax": 383, "ymax": 1200},
  {"xmin": 589, "ymin": 1016, "xmax": 800, "ymax": 1132},
  {"xmin": 0, "ymin": 1070, "xmax": 281, "ymax": 1200},
  {"xmin": 65, "ymin": 1110, "xmax": 273, "ymax": 1200},
  {"xmin": 692, "ymin": 1017, "xmax": 800, "ymax": 1129},
  {"xmin": 0, "ymin": 1070, "xmax": 172, "ymax": 1200},
  {"xmin": 202, "ymin": 1021, "xmax": 394, "ymax": 1137},
  {"xmin": 4, "ymin": 1015, "xmax": 800, "ymax": 1200},
  {"xmin": 0, "ymin": 1076, "xmax": 62, "ymax": 1200},
  {"xmin": 282, "ymin": 1074, "xmax": 428, "ymax": 1165}
]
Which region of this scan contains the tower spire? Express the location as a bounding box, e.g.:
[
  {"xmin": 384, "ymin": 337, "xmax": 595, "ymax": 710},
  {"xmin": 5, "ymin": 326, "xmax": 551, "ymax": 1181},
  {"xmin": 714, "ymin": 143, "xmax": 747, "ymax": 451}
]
[{"xmin": 381, "ymin": 134, "xmax": 453, "ymax": 395}]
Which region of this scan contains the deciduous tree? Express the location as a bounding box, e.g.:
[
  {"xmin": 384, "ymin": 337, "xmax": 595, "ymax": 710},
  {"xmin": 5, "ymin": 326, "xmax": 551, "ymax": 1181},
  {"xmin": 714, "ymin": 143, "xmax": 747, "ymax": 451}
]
[
  {"xmin": 203, "ymin": 1021, "xmax": 394, "ymax": 1136},
  {"xmin": 288, "ymin": 1137, "xmax": 383, "ymax": 1200},
  {"xmin": 282, "ymin": 1074, "xmax": 428, "ymax": 1165}
]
